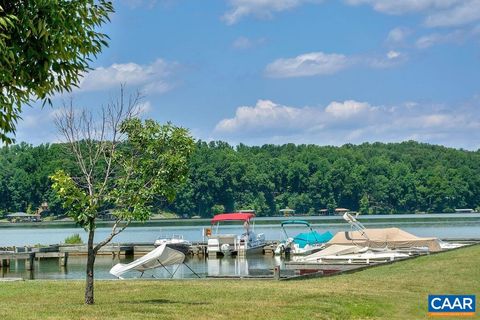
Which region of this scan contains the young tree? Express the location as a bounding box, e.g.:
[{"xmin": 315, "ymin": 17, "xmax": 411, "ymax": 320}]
[
  {"xmin": 359, "ymin": 194, "xmax": 370, "ymax": 215},
  {"xmin": 50, "ymin": 89, "xmax": 195, "ymax": 304},
  {"xmin": 0, "ymin": 1, "xmax": 114, "ymax": 143}
]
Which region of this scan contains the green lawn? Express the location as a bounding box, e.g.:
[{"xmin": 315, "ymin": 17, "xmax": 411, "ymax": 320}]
[{"xmin": 1, "ymin": 245, "xmax": 479, "ymax": 320}]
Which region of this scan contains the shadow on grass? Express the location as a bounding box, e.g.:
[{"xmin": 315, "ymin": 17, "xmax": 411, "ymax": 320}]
[{"xmin": 127, "ymin": 299, "xmax": 209, "ymax": 306}]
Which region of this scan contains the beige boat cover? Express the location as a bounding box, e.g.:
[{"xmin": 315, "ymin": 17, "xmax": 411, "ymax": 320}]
[{"xmin": 326, "ymin": 228, "xmax": 442, "ymax": 252}]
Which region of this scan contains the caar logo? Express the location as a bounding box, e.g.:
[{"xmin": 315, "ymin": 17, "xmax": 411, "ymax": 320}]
[{"xmin": 428, "ymin": 295, "xmax": 476, "ymax": 317}]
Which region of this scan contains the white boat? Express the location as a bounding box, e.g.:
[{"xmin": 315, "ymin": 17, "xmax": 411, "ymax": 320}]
[
  {"xmin": 300, "ymin": 244, "xmax": 409, "ymax": 264},
  {"xmin": 315, "ymin": 249, "xmax": 410, "ymax": 264},
  {"xmin": 154, "ymin": 234, "xmax": 191, "ymax": 255},
  {"xmin": 109, "ymin": 243, "xmax": 186, "ymax": 279},
  {"xmin": 331, "ymin": 212, "xmax": 444, "ymax": 252},
  {"xmin": 337, "ymin": 212, "xmax": 465, "ymax": 252},
  {"xmin": 299, "ymin": 244, "xmax": 364, "ymax": 262},
  {"xmin": 274, "ymin": 220, "xmax": 333, "ymax": 256},
  {"xmin": 207, "ymin": 212, "xmax": 266, "ymax": 258},
  {"xmin": 438, "ymin": 240, "xmax": 468, "ymax": 250}
]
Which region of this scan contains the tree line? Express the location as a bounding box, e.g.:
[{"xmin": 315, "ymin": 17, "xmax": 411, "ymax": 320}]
[{"xmin": 1, "ymin": 140, "xmax": 480, "ymax": 218}]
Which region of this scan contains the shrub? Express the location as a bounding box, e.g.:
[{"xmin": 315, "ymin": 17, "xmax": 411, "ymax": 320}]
[{"xmin": 64, "ymin": 233, "xmax": 83, "ymax": 244}]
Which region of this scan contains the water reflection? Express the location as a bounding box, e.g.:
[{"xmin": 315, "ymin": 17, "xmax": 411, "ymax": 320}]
[{"xmin": 0, "ymin": 254, "xmax": 290, "ymax": 280}]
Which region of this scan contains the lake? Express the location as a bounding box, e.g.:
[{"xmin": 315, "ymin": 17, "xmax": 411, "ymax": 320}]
[
  {"xmin": 0, "ymin": 213, "xmax": 479, "ymax": 246},
  {"xmin": 0, "ymin": 255, "xmax": 286, "ymax": 280},
  {"xmin": 0, "ymin": 213, "xmax": 479, "ymax": 279}
]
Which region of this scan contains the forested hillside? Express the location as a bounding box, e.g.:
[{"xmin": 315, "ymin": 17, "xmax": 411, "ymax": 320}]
[{"xmin": 1, "ymin": 141, "xmax": 480, "ymax": 217}]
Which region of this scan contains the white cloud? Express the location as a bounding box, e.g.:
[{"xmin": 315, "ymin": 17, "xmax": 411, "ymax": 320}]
[
  {"xmin": 222, "ymin": 0, "xmax": 480, "ymax": 28},
  {"xmin": 346, "ymin": 0, "xmax": 480, "ymax": 28},
  {"xmin": 215, "ymin": 99, "xmax": 377, "ymax": 134},
  {"xmin": 264, "ymin": 50, "xmax": 407, "ymax": 77},
  {"xmin": 424, "ymin": 0, "xmax": 480, "ymax": 27},
  {"xmin": 215, "ymin": 100, "xmax": 317, "ymax": 133},
  {"xmin": 345, "ymin": 0, "xmax": 461, "ymax": 15},
  {"xmin": 325, "ymin": 100, "xmax": 373, "ymax": 118},
  {"xmin": 79, "ymin": 59, "xmax": 178, "ymax": 95},
  {"xmin": 387, "ymin": 50, "xmax": 401, "ymax": 59},
  {"xmin": 416, "ymin": 34, "xmax": 442, "ymax": 49},
  {"xmin": 421, "ymin": 114, "xmax": 451, "ymax": 127},
  {"xmin": 213, "ymin": 98, "xmax": 480, "ymax": 149},
  {"xmin": 222, "ymin": 0, "xmax": 320, "ymax": 25},
  {"xmin": 415, "ymin": 30, "xmax": 465, "ymax": 48},
  {"xmin": 232, "ymin": 36, "xmax": 253, "ymax": 49},
  {"xmin": 265, "ymin": 52, "xmax": 350, "ymax": 78},
  {"xmin": 232, "ymin": 36, "xmax": 266, "ymax": 49},
  {"xmin": 132, "ymin": 101, "xmax": 153, "ymax": 115},
  {"xmin": 386, "ymin": 27, "xmax": 411, "ymax": 44},
  {"xmin": 366, "ymin": 50, "xmax": 406, "ymax": 69}
]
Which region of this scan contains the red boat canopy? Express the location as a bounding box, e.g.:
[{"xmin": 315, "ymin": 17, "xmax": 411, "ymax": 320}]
[{"xmin": 211, "ymin": 213, "xmax": 255, "ymax": 224}]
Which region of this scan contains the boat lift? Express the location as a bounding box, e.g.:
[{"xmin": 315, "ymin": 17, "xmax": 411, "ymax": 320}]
[{"xmin": 342, "ymin": 212, "xmax": 370, "ymax": 240}]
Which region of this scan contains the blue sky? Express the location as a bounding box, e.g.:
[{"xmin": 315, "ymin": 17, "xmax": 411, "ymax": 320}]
[{"xmin": 16, "ymin": 0, "xmax": 480, "ymax": 149}]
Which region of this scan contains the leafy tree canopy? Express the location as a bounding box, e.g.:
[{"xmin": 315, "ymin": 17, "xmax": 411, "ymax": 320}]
[
  {"xmin": 1, "ymin": 140, "xmax": 480, "ymax": 218},
  {"xmin": 0, "ymin": 1, "xmax": 113, "ymax": 143}
]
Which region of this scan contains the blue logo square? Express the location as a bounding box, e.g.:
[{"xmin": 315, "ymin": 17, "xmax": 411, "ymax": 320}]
[{"xmin": 428, "ymin": 295, "xmax": 476, "ymax": 314}]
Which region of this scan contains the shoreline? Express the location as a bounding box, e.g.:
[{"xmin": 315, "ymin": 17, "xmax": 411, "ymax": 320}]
[{"xmin": 1, "ymin": 212, "xmax": 479, "ymax": 229}]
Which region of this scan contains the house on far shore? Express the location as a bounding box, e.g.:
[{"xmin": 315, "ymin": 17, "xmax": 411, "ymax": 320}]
[
  {"xmin": 6, "ymin": 212, "xmax": 41, "ymax": 223},
  {"xmin": 334, "ymin": 208, "xmax": 350, "ymax": 215},
  {"xmin": 279, "ymin": 208, "xmax": 295, "ymax": 216},
  {"xmin": 454, "ymin": 208, "xmax": 475, "ymax": 213}
]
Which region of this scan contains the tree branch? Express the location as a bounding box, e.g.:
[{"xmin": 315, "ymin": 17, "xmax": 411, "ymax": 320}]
[{"xmin": 93, "ymin": 218, "xmax": 131, "ymax": 253}]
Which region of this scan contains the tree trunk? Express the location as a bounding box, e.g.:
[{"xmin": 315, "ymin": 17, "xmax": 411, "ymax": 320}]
[{"xmin": 85, "ymin": 228, "xmax": 96, "ymax": 305}]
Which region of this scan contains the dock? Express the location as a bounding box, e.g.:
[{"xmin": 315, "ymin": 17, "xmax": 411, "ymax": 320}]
[
  {"xmin": 0, "ymin": 249, "xmax": 68, "ymax": 271},
  {"xmin": 3, "ymin": 240, "xmax": 477, "ymax": 280},
  {"xmin": 0, "ymin": 241, "xmax": 276, "ymax": 270}
]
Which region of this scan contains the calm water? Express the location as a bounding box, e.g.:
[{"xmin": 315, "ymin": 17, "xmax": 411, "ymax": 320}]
[
  {"xmin": 0, "ymin": 214, "xmax": 479, "ymax": 246},
  {"xmin": 1, "ymin": 214, "xmax": 479, "ymax": 279},
  {"xmin": 0, "ymin": 255, "xmax": 287, "ymax": 280}
]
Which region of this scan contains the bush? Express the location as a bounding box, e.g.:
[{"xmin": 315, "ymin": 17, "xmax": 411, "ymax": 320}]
[{"xmin": 64, "ymin": 233, "xmax": 83, "ymax": 244}]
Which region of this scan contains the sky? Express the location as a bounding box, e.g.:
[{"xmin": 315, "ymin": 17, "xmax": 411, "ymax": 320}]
[{"xmin": 15, "ymin": 0, "xmax": 480, "ymax": 150}]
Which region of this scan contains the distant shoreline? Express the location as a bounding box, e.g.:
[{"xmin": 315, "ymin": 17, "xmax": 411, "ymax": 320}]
[{"xmin": 0, "ymin": 212, "xmax": 479, "ymax": 229}]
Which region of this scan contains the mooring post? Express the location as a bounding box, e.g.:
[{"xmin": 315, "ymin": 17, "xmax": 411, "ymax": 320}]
[
  {"xmin": 125, "ymin": 247, "xmax": 134, "ymax": 258},
  {"xmin": 60, "ymin": 252, "xmax": 69, "ymax": 267},
  {"xmin": 273, "ymin": 265, "xmax": 281, "ymax": 280},
  {"xmin": 26, "ymin": 252, "xmax": 35, "ymax": 271}
]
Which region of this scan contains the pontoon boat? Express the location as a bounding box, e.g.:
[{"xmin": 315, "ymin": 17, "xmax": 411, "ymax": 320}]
[{"xmin": 207, "ymin": 212, "xmax": 266, "ymax": 258}]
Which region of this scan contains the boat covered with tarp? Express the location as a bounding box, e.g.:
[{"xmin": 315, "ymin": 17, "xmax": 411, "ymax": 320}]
[
  {"xmin": 275, "ymin": 220, "xmax": 333, "ymax": 255},
  {"xmin": 326, "ymin": 227, "xmax": 442, "ymax": 252}
]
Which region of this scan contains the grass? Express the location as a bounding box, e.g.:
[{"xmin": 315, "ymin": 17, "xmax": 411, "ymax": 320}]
[
  {"xmin": 64, "ymin": 233, "xmax": 83, "ymax": 245},
  {"xmin": 1, "ymin": 245, "xmax": 479, "ymax": 320}
]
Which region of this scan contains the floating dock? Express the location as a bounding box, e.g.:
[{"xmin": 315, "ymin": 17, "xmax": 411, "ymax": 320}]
[{"xmin": 0, "ymin": 241, "xmax": 277, "ymax": 267}]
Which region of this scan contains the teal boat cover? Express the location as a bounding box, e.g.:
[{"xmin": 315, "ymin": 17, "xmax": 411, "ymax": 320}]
[{"xmin": 293, "ymin": 231, "xmax": 333, "ymax": 248}]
